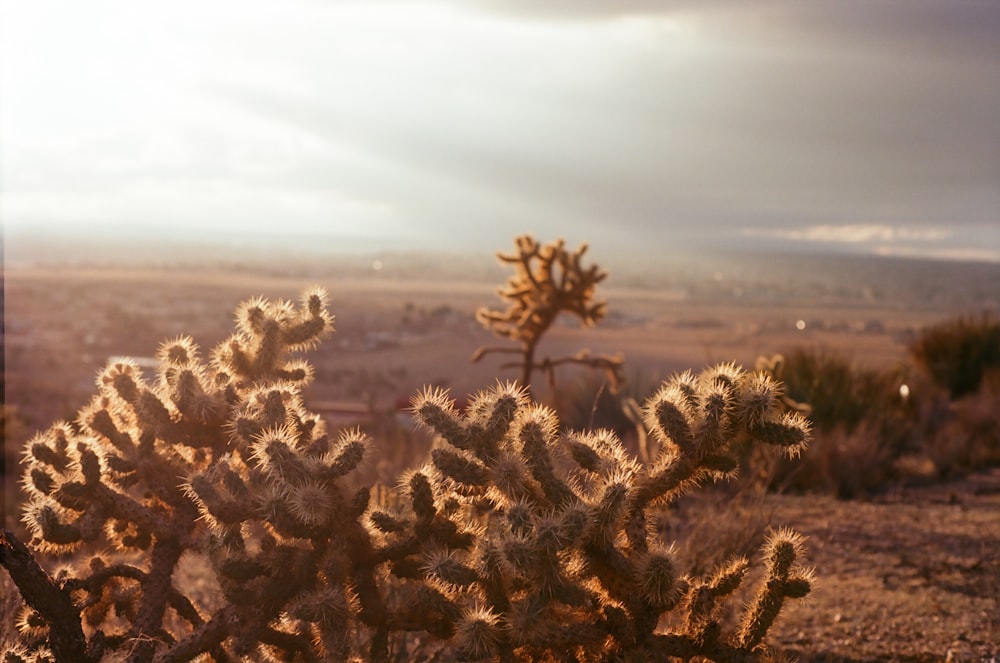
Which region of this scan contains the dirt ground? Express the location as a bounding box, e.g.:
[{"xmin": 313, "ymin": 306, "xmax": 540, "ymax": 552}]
[{"xmin": 764, "ymin": 468, "xmax": 1000, "ymax": 662}]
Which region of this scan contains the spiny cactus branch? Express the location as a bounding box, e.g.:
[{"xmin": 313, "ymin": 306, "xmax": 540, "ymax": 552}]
[{"xmin": 1, "ymin": 529, "xmax": 94, "ymax": 663}]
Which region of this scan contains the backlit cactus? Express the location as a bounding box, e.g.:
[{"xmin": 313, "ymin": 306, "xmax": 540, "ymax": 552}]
[
  {"xmin": 3, "ymin": 288, "xmax": 812, "ymax": 662},
  {"xmin": 473, "ymin": 235, "xmax": 625, "ymax": 393}
]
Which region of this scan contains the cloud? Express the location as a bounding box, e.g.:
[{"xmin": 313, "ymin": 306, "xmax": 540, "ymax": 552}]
[
  {"xmin": 741, "ymin": 222, "xmax": 1000, "ymax": 263},
  {"xmin": 744, "ymin": 224, "xmax": 951, "ymax": 244},
  {"xmin": 1, "ymin": 0, "xmax": 997, "ymax": 261},
  {"xmin": 467, "ymin": 0, "xmax": 1000, "ymax": 56}
]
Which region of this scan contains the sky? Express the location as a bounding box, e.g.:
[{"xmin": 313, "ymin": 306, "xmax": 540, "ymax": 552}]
[{"xmin": 2, "ymin": 0, "xmax": 999, "ymax": 261}]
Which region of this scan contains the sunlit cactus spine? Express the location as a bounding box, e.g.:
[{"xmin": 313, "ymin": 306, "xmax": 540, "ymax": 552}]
[{"xmin": 4, "ymin": 286, "xmax": 813, "ymax": 663}]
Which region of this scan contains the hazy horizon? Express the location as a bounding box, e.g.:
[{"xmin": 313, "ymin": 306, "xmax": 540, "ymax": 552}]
[
  {"xmin": 6, "ymin": 223, "xmax": 1000, "ymax": 274},
  {"xmin": 2, "ymin": 1, "xmax": 998, "ymax": 262}
]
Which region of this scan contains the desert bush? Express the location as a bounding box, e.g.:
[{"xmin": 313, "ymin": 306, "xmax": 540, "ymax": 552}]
[
  {"xmin": 772, "ymin": 423, "xmax": 897, "ymax": 499},
  {"xmin": 548, "ymin": 369, "xmax": 656, "ymax": 450},
  {"xmin": 757, "ymin": 343, "xmax": 1000, "ymax": 494},
  {"xmin": 768, "ymin": 349, "xmax": 903, "ymax": 435},
  {"xmin": 909, "ymin": 312, "xmax": 1000, "ymax": 399},
  {"xmin": 2, "ymin": 289, "xmax": 813, "ymax": 663},
  {"xmin": 552, "ymin": 366, "xmax": 709, "ymax": 470},
  {"xmin": 753, "ymin": 350, "xmax": 918, "ymax": 496},
  {"xmin": 920, "ymin": 372, "xmax": 1000, "ymax": 477}
]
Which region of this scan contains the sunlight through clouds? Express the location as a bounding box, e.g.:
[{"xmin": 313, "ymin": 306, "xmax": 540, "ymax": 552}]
[{"xmin": 2, "ymin": 0, "xmax": 997, "ymax": 260}]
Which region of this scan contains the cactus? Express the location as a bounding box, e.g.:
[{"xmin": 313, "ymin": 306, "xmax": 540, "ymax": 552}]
[
  {"xmin": 473, "ymin": 235, "xmax": 625, "ymax": 394},
  {"xmin": 3, "ymin": 288, "xmax": 812, "ymax": 662}
]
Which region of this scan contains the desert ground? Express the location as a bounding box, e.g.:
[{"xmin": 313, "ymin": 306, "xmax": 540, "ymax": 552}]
[{"xmin": 3, "ymin": 249, "xmax": 999, "ymax": 661}]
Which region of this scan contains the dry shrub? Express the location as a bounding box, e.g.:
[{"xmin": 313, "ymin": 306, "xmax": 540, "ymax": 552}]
[
  {"xmin": 770, "ymin": 422, "xmax": 895, "ymax": 499},
  {"xmin": 749, "ymin": 349, "xmax": 908, "ymax": 496},
  {"xmin": 651, "ymin": 485, "xmax": 777, "ymax": 640},
  {"xmin": 922, "ymin": 371, "xmax": 1000, "ymax": 477},
  {"xmin": 910, "ymin": 312, "xmax": 1000, "ymax": 398},
  {"xmin": 757, "ymin": 345, "xmax": 1000, "ymax": 495},
  {"xmin": 775, "ymin": 348, "xmax": 906, "ymax": 436},
  {"xmin": 345, "ymin": 413, "xmax": 436, "ymax": 492},
  {"xmin": 656, "ymin": 490, "xmax": 774, "ymax": 579}
]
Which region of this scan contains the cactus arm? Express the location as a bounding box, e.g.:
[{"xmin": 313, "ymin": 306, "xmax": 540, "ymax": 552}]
[
  {"xmin": 150, "ymin": 604, "xmax": 239, "ymax": 663},
  {"xmin": 124, "ymin": 537, "xmax": 186, "ymax": 663},
  {"xmin": 736, "ymin": 530, "xmax": 813, "ymax": 650},
  {"xmin": 1, "ymin": 528, "xmax": 95, "ymax": 663},
  {"xmin": 470, "ymin": 345, "xmax": 524, "ymax": 363}
]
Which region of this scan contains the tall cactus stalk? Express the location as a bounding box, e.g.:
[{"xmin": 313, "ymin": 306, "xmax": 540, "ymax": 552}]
[{"xmin": 473, "ymin": 235, "xmax": 624, "ymax": 394}]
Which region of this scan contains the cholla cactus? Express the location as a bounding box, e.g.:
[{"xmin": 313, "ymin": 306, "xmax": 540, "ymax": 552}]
[
  {"xmin": 3, "ymin": 289, "xmax": 357, "ymax": 662},
  {"xmin": 473, "ymin": 235, "xmax": 624, "ymax": 393},
  {"xmin": 3, "ymin": 288, "xmax": 813, "ymax": 663},
  {"xmin": 401, "ymin": 365, "xmax": 812, "ymax": 662}
]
